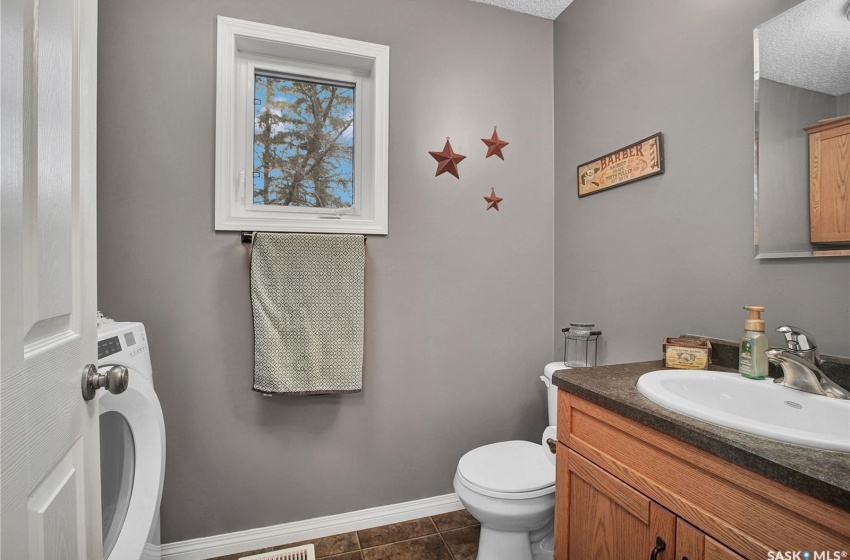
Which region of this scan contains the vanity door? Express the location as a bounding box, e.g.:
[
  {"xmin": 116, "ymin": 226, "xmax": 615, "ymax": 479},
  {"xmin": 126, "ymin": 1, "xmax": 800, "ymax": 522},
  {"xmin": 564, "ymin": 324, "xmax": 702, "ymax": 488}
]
[
  {"xmin": 677, "ymin": 520, "xmax": 745, "ymax": 560},
  {"xmin": 555, "ymin": 444, "xmax": 676, "ymax": 560}
]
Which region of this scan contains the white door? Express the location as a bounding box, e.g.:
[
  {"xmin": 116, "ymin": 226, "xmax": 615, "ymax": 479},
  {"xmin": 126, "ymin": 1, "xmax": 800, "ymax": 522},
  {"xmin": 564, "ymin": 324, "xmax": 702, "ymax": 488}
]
[{"xmin": 1, "ymin": 0, "xmax": 101, "ymax": 557}]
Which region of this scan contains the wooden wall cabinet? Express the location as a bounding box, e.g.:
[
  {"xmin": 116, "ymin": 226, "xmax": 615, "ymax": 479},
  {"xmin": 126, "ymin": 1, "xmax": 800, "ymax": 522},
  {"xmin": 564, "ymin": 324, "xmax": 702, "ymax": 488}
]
[
  {"xmin": 554, "ymin": 391, "xmax": 850, "ymax": 560},
  {"xmin": 806, "ymin": 115, "xmax": 850, "ymax": 244}
]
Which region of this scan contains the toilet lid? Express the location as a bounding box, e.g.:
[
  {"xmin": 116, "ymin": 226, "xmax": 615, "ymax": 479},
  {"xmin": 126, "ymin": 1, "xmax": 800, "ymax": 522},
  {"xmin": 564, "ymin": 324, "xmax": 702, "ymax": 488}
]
[{"xmin": 457, "ymin": 441, "xmax": 555, "ymax": 494}]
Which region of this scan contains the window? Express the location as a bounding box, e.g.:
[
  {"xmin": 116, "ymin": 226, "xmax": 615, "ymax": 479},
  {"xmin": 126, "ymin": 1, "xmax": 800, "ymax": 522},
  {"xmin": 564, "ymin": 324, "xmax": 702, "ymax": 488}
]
[
  {"xmin": 253, "ymin": 74, "xmax": 355, "ymax": 209},
  {"xmin": 215, "ymin": 17, "xmax": 389, "ymax": 234}
]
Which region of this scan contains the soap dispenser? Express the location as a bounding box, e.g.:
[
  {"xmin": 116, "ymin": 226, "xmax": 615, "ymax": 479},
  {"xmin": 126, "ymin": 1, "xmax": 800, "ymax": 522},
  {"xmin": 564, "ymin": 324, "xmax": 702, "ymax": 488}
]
[{"xmin": 739, "ymin": 306, "xmax": 768, "ymax": 379}]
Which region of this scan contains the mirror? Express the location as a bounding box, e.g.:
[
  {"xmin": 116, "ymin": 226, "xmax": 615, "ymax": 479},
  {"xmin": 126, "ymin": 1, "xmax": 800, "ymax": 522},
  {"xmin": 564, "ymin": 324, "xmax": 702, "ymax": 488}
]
[{"xmin": 754, "ymin": 0, "xmax": 850, "ymax": 258}]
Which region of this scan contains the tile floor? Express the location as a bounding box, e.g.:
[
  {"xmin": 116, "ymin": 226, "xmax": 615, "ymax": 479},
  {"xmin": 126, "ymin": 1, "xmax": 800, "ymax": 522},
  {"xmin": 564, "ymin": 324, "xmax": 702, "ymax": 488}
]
[{"xmin": 211, "ymin": 509, "xmax": 481, "ymax": 560}]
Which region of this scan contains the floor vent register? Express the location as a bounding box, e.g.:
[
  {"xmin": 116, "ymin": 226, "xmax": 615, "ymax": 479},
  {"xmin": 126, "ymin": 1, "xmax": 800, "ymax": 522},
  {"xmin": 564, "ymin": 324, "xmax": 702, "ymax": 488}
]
[{"xmin": 240, "ymin": 544, "xmax": 316, "ymax": 560}]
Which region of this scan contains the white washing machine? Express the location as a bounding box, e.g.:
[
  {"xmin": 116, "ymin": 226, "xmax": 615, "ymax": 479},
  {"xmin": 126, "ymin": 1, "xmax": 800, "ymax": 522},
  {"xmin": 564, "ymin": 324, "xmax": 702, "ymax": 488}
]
[{"xmin": 98, "ymin": 322, "xmax": 166, "ymax": 560}]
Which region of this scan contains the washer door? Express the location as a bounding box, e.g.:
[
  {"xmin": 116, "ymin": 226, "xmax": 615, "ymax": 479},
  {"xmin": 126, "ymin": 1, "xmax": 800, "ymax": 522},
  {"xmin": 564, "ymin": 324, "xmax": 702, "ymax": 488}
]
[
  {"xmin": 100, "ymin": 410, "xmax": 135, "ymax": 557},
  {"xmin": 98, "ymin": 368, "xmax": 165, "ymax": 560}
]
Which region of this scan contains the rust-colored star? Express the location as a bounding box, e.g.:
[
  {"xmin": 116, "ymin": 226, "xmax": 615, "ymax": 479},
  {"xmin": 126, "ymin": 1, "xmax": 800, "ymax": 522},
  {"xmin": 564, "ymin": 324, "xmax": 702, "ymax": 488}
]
[
  {"xmin": 429, "ymin": 138, "xmax": 466, "ymax": 179},
  {"xmin": 481, "ymin": 128, "xmax": 509, "ymax": 160},
  {"xmin": 484, "ymin": 187, "xmax": 503, "ymax": 211}
]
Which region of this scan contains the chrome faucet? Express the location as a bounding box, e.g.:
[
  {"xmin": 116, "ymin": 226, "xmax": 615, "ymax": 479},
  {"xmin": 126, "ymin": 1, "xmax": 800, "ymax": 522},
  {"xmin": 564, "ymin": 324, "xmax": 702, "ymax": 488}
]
[
  {"xmin": 765, "ymin": 348, "xmax": 850, "ymax": 400},
  {"xmin": 775, "ymin": 325, "xmax": 823, "ymax": 367}
]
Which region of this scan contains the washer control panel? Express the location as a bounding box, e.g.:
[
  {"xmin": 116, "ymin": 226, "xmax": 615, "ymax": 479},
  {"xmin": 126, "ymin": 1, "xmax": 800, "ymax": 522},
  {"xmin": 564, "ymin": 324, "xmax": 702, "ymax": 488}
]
[
  {"xmin": 98, "ymin": 336, "xmax": 122, "ymax": 360},
  {"xmin": 97, "ymin": 322, "xmax": 153, "ymax": 380}
]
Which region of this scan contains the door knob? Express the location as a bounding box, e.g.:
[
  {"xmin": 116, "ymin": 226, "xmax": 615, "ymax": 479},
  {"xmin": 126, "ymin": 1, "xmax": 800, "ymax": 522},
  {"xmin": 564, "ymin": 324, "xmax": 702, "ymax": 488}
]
[{"xmin": 81, "ymin": 364, "xmax": 129, "ymax": 401}]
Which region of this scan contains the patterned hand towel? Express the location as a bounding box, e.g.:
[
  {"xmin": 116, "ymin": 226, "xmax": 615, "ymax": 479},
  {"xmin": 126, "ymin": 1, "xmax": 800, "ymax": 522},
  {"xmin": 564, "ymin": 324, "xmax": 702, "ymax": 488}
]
[{"xmin": 251, "ymin": 233, "xmax": 364, "ymax": 395}]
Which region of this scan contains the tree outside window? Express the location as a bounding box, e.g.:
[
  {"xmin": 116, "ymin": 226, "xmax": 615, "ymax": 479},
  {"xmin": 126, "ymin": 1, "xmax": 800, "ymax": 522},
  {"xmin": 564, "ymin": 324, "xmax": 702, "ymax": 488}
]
[{"xmin": 253, "ymin": 74, "xmax": 355, "ymax": 209}]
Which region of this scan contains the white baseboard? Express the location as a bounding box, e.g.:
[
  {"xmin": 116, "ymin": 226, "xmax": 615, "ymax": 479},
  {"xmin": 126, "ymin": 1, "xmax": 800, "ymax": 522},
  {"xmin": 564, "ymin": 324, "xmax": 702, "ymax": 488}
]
[{"xmin": 161, "ymin": 493, "xmax": 464, "ymax": 560}]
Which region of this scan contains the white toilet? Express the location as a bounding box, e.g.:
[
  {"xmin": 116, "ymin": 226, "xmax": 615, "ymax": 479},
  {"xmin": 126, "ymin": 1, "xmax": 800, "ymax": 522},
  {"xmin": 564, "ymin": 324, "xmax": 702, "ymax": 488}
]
[{"xmin": 453, "ymin": 363, "xmax": 564, "ymax": 560}]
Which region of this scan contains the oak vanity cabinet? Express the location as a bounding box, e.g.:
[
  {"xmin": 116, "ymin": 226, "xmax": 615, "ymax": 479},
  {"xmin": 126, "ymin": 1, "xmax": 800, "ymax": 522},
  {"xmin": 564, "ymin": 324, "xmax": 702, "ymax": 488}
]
[
  {"xmin": 677, "ymin": 520, "xmax": 744, "ymax": 560},
  {"xmin": 554, "ymin": 391, "xmax": 850, "ymax": 560},
  {"xmin": 556, "ymin": 445, "xmax": 676, "ymax": 559}
]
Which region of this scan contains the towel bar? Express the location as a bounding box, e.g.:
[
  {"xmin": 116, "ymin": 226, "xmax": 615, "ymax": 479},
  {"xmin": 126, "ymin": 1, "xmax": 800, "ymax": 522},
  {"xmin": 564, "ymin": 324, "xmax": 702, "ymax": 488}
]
[{"xmin": 241, "ymin": 232, "xmax": 367, "ymax": 244}]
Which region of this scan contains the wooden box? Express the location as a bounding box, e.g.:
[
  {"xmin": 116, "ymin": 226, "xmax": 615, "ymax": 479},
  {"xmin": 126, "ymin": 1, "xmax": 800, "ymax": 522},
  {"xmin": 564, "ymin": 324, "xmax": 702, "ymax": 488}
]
[
  {"xmin": 806, "ymin": 115, "xmax": 850, "ymax": 244},
  {"xmin": 662, "ymin": 337, "xmax": 711, "ymax": 370}
]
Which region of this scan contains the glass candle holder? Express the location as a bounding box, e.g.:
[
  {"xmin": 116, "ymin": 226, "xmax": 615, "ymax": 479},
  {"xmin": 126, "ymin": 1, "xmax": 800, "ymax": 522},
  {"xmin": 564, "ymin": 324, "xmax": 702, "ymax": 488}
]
[{"xmin": 566, "ymin": 322, "xmax": 598, "ymax": 368}]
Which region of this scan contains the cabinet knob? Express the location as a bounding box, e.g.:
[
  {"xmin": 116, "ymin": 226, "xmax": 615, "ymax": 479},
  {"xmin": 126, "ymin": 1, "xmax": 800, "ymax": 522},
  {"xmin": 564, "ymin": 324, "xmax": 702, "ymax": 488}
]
[
  {"xmin": 546, "ymin": 438, "xmax": 557, "ymax": 455},
  {"xmin": 650, "ymin": 536, "xmax": 666, "ymax": 560}
]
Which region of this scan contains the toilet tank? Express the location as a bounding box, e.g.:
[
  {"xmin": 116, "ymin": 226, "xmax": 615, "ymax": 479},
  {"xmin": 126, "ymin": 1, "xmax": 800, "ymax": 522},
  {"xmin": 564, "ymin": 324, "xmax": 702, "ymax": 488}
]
[{"xmin": 541, "ymin": 362, "xmax": 567, "ymax": 426}]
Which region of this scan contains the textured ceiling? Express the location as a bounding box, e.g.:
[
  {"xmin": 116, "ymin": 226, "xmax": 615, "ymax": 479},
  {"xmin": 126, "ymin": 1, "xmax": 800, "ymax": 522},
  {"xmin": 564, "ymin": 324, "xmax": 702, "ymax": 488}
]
[
  {"xmin": 468, "ymin": 0, "xmax": 575, "ymax": 20},
  {"xmin": 757, "ymin": 0, "xmax": 850, "ymax": 96}
]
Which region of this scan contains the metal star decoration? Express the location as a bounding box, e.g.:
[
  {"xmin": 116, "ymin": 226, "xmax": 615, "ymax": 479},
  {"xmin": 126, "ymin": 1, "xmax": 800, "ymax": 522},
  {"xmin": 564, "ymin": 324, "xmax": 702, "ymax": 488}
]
[
  {"xmin": 429, "ymin": 138, "xmax": 466, "ymax": 179},
  {"xmin": 481, "ymin": 127, "xmax": 509, "ymax": 160},
  {"xmin": 483, "ymin": 187, "xmax": 503, "ymax": 211}
]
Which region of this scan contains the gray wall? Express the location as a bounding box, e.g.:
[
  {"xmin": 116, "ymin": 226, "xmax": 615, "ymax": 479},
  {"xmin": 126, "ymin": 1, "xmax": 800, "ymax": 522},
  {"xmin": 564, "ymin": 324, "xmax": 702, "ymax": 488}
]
[
  {"xmin": 553, "ymin": 0, "xmax": 850, "ymax": 363},
  {"xmin": 759, "ymin": 78, "xmax": 837, "ymax": 254},
  {"xmin": 838, "ymin": 93, "xmax": 850, "ymax": 116},
  {"xmin": 97, "ymin": 0, "xmax": 554, "ymax": 544}
]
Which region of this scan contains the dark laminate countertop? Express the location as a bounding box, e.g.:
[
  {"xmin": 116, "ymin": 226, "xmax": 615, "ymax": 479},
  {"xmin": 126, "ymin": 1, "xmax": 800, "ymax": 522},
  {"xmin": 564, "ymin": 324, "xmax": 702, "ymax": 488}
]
[{"xmin": 552, "ymin": 361, "xmax": 850, "ymax": 512}]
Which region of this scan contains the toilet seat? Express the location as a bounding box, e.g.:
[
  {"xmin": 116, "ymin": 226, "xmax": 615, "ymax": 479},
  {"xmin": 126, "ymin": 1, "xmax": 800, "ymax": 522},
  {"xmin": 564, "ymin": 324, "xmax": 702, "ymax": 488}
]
[{"xmin": 456, "ymin": 441, "xmax": 555, "ymax": 500}]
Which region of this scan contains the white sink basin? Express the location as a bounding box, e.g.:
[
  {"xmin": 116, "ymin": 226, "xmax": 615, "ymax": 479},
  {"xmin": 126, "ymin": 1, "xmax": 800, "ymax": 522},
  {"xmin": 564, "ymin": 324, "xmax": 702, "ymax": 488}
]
[{"xmin": 637, "ymin": 369, "xmax": 850, "ymax": 453}]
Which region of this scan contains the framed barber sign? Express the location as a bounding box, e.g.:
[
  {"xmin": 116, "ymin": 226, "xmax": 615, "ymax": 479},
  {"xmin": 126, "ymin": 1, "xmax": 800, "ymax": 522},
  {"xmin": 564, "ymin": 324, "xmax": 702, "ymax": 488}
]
[{"xmin": 577, "ymin": 133, "xmax": 664, "ymax": 197}]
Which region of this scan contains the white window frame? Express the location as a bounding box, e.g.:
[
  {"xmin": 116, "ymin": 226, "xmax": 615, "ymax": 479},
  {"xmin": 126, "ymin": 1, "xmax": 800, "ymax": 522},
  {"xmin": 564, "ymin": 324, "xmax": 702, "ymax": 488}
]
[{"xmin": 215, "ymin": 17, "xmax": 389, "ymax": 234}]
